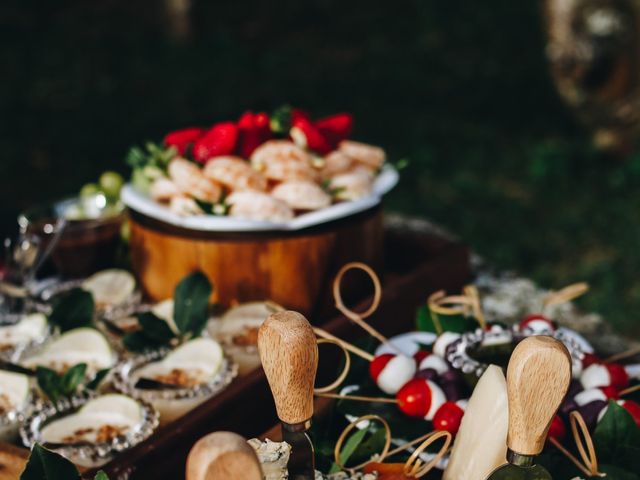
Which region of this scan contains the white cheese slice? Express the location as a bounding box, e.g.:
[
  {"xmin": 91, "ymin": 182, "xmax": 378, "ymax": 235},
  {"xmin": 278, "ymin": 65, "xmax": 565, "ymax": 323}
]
[{"xmin": 443, "ymin": 364, "xmax": 508, "ymax": 480}]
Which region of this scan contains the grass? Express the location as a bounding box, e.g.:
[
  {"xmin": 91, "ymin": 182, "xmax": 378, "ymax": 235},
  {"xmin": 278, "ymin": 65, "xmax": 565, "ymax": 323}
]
[{"xmin": 1, "ymin": 0, "xmax": 639, "ymax": 335}]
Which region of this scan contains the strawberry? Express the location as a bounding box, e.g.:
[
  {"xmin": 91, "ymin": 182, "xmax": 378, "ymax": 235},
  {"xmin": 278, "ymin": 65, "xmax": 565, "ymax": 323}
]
[
  {"xmin": 290, "ymin": 116, "xmax": 332, "ymax": 154},
  {"xmin": 192, "ymin": 122, "xmax": 238, "ymax": 164},
  {"xmin": 237, "ymin": 111, "xmax": 272, "ymax": 158},
  {"xmin": 163, "ymin": 127, "xmax": 204, "ymax": 155},
  {"xmin": 315, "ymin": 113, "xmax": 353, "ymax": 147}
]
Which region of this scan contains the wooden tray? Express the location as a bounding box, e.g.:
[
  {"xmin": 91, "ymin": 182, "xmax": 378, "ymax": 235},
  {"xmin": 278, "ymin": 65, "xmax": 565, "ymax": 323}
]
[{"xmin": 85, "ymin": 223, "xmax": 471, "ymax": 479}]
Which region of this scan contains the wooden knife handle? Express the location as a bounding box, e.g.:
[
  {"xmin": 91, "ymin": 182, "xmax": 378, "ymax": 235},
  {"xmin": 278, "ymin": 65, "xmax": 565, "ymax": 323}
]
[
  {"xmin": 258, "ymin": 310, "xmax": 319, "ymax": 425},
  {"xmin": 506, "ymin": 335, "xmax": 572, "ymax": 456},
  {"xmin": 186, "ymin": 432, "xmax": 262, "ymax": 480}
]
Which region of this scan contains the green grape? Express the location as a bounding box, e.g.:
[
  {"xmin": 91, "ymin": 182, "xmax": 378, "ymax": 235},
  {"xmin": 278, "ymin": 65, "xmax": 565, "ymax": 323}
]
[
  {"xmin": 99, "ymin": 171, "xmax": 125, "ymax": 198},
  {"xmin": 80, "ymin": 183, "xmax": 100, "ymax": 198}
]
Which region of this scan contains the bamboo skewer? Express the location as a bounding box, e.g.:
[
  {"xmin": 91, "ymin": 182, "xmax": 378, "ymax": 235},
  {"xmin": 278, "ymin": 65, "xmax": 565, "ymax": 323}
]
[
  {"xmin": 315, "ymin": 391, "xmax": 398, "ymax": 404},
  {"xmin": 604, "ymin": 345, "xmax": 640, "ymax": 364},
  {"xmin": 313, "ymin": 327, "xmax": 374, "ymax": 362},
  {"xmin": 619, "ymin": 383, "xmax": 640, "ymax": 396},
  {"xmin": 332, "ymin": 262, "xmax": 392, "ymax": 347},
  {"xmin": 548, "ymin": 411, "xmax": 604, "ymax": 478}
]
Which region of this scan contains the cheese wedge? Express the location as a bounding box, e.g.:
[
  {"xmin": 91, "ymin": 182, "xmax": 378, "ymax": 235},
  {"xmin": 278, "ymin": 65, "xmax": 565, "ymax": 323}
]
[{"xmin": 443, "ymin": 365, "xmax": 508, "ymax": 480}]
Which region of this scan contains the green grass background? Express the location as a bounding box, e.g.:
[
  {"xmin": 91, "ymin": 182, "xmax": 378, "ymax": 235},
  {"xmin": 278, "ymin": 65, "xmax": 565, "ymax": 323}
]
[{"xmin": 2, "ymin": 0, "xmax": 640, "ymax": 335}]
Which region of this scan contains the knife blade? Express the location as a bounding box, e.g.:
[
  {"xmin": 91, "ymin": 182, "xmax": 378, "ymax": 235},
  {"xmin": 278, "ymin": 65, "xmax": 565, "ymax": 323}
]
[
  {"xmin": 258, "ymin": 310, "xmax": 318, "ymax": 480},
  {"xmin": 486, "ymin": 336, "xmax": 571, "ymax": 480}
]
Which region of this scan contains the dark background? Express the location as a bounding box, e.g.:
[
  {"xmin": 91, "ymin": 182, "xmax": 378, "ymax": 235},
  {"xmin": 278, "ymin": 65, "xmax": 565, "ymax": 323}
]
[{"xmin": 2, "ymin": 0, "xmax": 640, "ymax": 335}]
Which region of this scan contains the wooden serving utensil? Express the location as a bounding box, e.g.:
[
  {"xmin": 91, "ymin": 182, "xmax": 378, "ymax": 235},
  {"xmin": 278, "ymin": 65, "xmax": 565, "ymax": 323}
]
[
  {"xmin": 185, "ymin": 431, "xmax": 262, "ymax": 480},
  {"xmin": 486, "ymin": 336, "xmax": 572, "ymax": 480},
  {"xmin": 258, "ymin": 310, "xmax": 318, "ymax": 480}
]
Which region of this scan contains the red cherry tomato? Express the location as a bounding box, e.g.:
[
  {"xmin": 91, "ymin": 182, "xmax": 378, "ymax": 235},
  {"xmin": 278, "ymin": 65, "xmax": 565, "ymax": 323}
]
[
  {"xmin": 621, "ymin": 400, "xmax": 640, "ymax": 427},
  {"xmin": 547, "ymin": 415, "xmax": 566, "ymax": 441},
  {"xmin": 432, "ymin": 401, "xmax": 464, "ymax": 435},
  {"xmin": 606, "ymin": 363, "xmax": 629, "ymax": 389},
  {"xmin": 600, "ymin": 385, "xmax": 618, "ymax": 399},
  {"xmin": 369, "ymin": 354, "xmax": 394, "ymax": 382},
  {"xmin": 396, "ymin": 379, "xmax": 432, "ymax": 417},
  {"xmin": 581, "ymin": 353, "xmax": 600, "ymax": 368},
  {"xmin": 520, "ymin": 314, "xmax": 555, "ymax": 330},
  {"xmin": 413, "ymin": 350, "xmax": 430, "ymax": 364}
]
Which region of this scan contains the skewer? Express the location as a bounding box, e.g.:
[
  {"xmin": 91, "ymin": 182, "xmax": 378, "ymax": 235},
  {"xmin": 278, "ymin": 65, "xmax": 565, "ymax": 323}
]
[
  {"xmin": 548, "ymin": 411, "xmax": 603, "ymax": 478},
  {"xmin": 333, "ymin": 414, "xmax": 451, "ymax": 478},
  {"xmin": 313, "ymin": 327, "xmax": 374, "ymax": 362},
  {"xmin": 603, "ymin": 345, "xmax": 640, "ymax": 364},
  {"xmin": 332, "ymin": 262, "xmax": 390, "ymax": 346},
  {"xmin": 619, "ymin": 383, "xmax": 640, "ymax": 396},
  {"xmin": 428, "ymin": 290, "xmax": 473, "ymax": 335},
  {"xmin": 463, "ymin": 284, "xmax": 486, "ymax": 330},
  {"xmin": 315, "ymin": 391, "xmax": 398, "ymax": 404}
]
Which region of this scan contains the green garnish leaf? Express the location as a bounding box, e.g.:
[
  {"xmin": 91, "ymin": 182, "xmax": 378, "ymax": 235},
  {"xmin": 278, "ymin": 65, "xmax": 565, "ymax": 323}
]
[
  {"xmin": 593, "ymin": 400, "xmax": 640, "ymax": 472},
  {"xmin": 86, "ymin": 368, "xmax": 110, "ymax": 391},
  {"xmin": 48, "ymin": 288, "xmax": 95, "ymax": 332},
  {"xmin": 329, "ymin": 426, "xmax": 368, "ymax": 473},
  {"xmin": 138, "ymin": 312, "xmax": 175, "ymax": 343},
  {"xmin": 173, "ymin": 271, "xmax": 212, "ymax": 337},
  {"xmin": 36, "ymin": 367, "xmax": 63, "ymax": 403},
  {"xmin": 59, "ymin": 363, "xmax": 87, "ymax": 396},
  {"xmin": 94, "ymin": 471, "xmax": 110, "ymax": 480},
  {"xmin": 36, "ymin": 363, "xmax": 89, "ymax": 402},
  {"xmin": 122, "ymin": 331, "xmax": 166, "ymax": 353},
  {"xmin": 20, "ymin": 444, "xmax": 80, "ymax": 480},
  {"xmin": 270, "ymin": 104, "xmax": 293, "ymax": 134}
]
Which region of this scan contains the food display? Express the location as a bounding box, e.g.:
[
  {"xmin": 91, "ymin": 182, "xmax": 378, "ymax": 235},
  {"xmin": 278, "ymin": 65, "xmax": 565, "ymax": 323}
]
[
  {"xmin": 21, "ymin": 393, "xmax": 157, "ymax": 468},
  {"xmin": 0, "ymin": 265, "xmax": 251, "ymax": 473},
  {"xmin": 123, "ymin": 107, "xmax": 396, "ymax": 227},
  {"xmin": 114, "ymin": 338, "xmax": 236, "ymax": 424}
]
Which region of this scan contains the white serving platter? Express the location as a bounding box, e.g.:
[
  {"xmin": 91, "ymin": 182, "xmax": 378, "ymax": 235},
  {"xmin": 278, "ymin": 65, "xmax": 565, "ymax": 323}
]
[{"xmin": 121, "ymin": 164, "xmax": 399, "ymax": 232}]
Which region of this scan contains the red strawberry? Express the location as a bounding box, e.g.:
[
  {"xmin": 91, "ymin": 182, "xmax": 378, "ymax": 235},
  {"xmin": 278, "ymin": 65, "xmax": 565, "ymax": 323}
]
[
  {"xmin": 163, "ymin": 127, "xmax": 204, "ymax": 155},
  {"xmin": 291, "ymin": 108, "xmax": 311, "ymax": 123},
  {"xmin": 315, "ymin": 113, "xmax": 353, "ymax": 147},
  {"xmin": 237, "ymin": 111, "xmax": 272, "ymax": 158},
  {"xmin": 290, "ymin": 116, "xmax": 332, "ymax": 154},
  {"xmin": 192, "ymin": 122, "xmax": 238, "ymax": 164}
]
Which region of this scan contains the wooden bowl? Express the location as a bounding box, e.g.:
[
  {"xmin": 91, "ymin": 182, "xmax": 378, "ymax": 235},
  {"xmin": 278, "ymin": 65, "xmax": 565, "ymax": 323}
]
[{"xmin": 128, "ymin": 207, "xmax": 384, "ymax": 316}]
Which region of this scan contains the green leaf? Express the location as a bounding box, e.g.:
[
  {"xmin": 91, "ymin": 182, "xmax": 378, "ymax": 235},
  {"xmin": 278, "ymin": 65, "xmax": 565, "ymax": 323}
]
[
  {"xmin": 60, "ymin": 363, "xmax": 87, "ymax": 396},
  {"xmin": 86, "ymin": 368, "xmax": 110, "ymax": 390},
  {"xmin": 20, "ymin": 444, "xmax": 80, "ymax": 480},
  {"xmin": 123, "ymin": 331, "xmax": 164, "ymax": 353},
  {"xmin": 270, "ymin": 104, "xmax": 293, "ymax": 134},
  {"xmin": 138, "ymin": 312, "xmax": 176, "ymax": 343},
  {"xmin": 593, "ymin": 401, "xmax": 640, "ymax": 473},
  {"xmin": 173, "ymin": 271, "xmax": 212, "ymax": 337},
  {"xmin": 194, "ymin": 199, "xmax": 214, "ymax": 214},
  {"xmin": 329, "ymin": 426, "xmax": 368, "ymax": 473},
  {"xmin": 48, "ymin": 288, "xmax": 95, "ymax": 332},
  {"xmin": 36, "ymin": 367, "xmax": 62, "ymax": 403},
  {"xmin": 349, "ymin": 428, "xmax": 387, "ymax": 466},
  {"xmin": 94, "ymin": 471, "xmax": 110, "ymax": 480}
]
